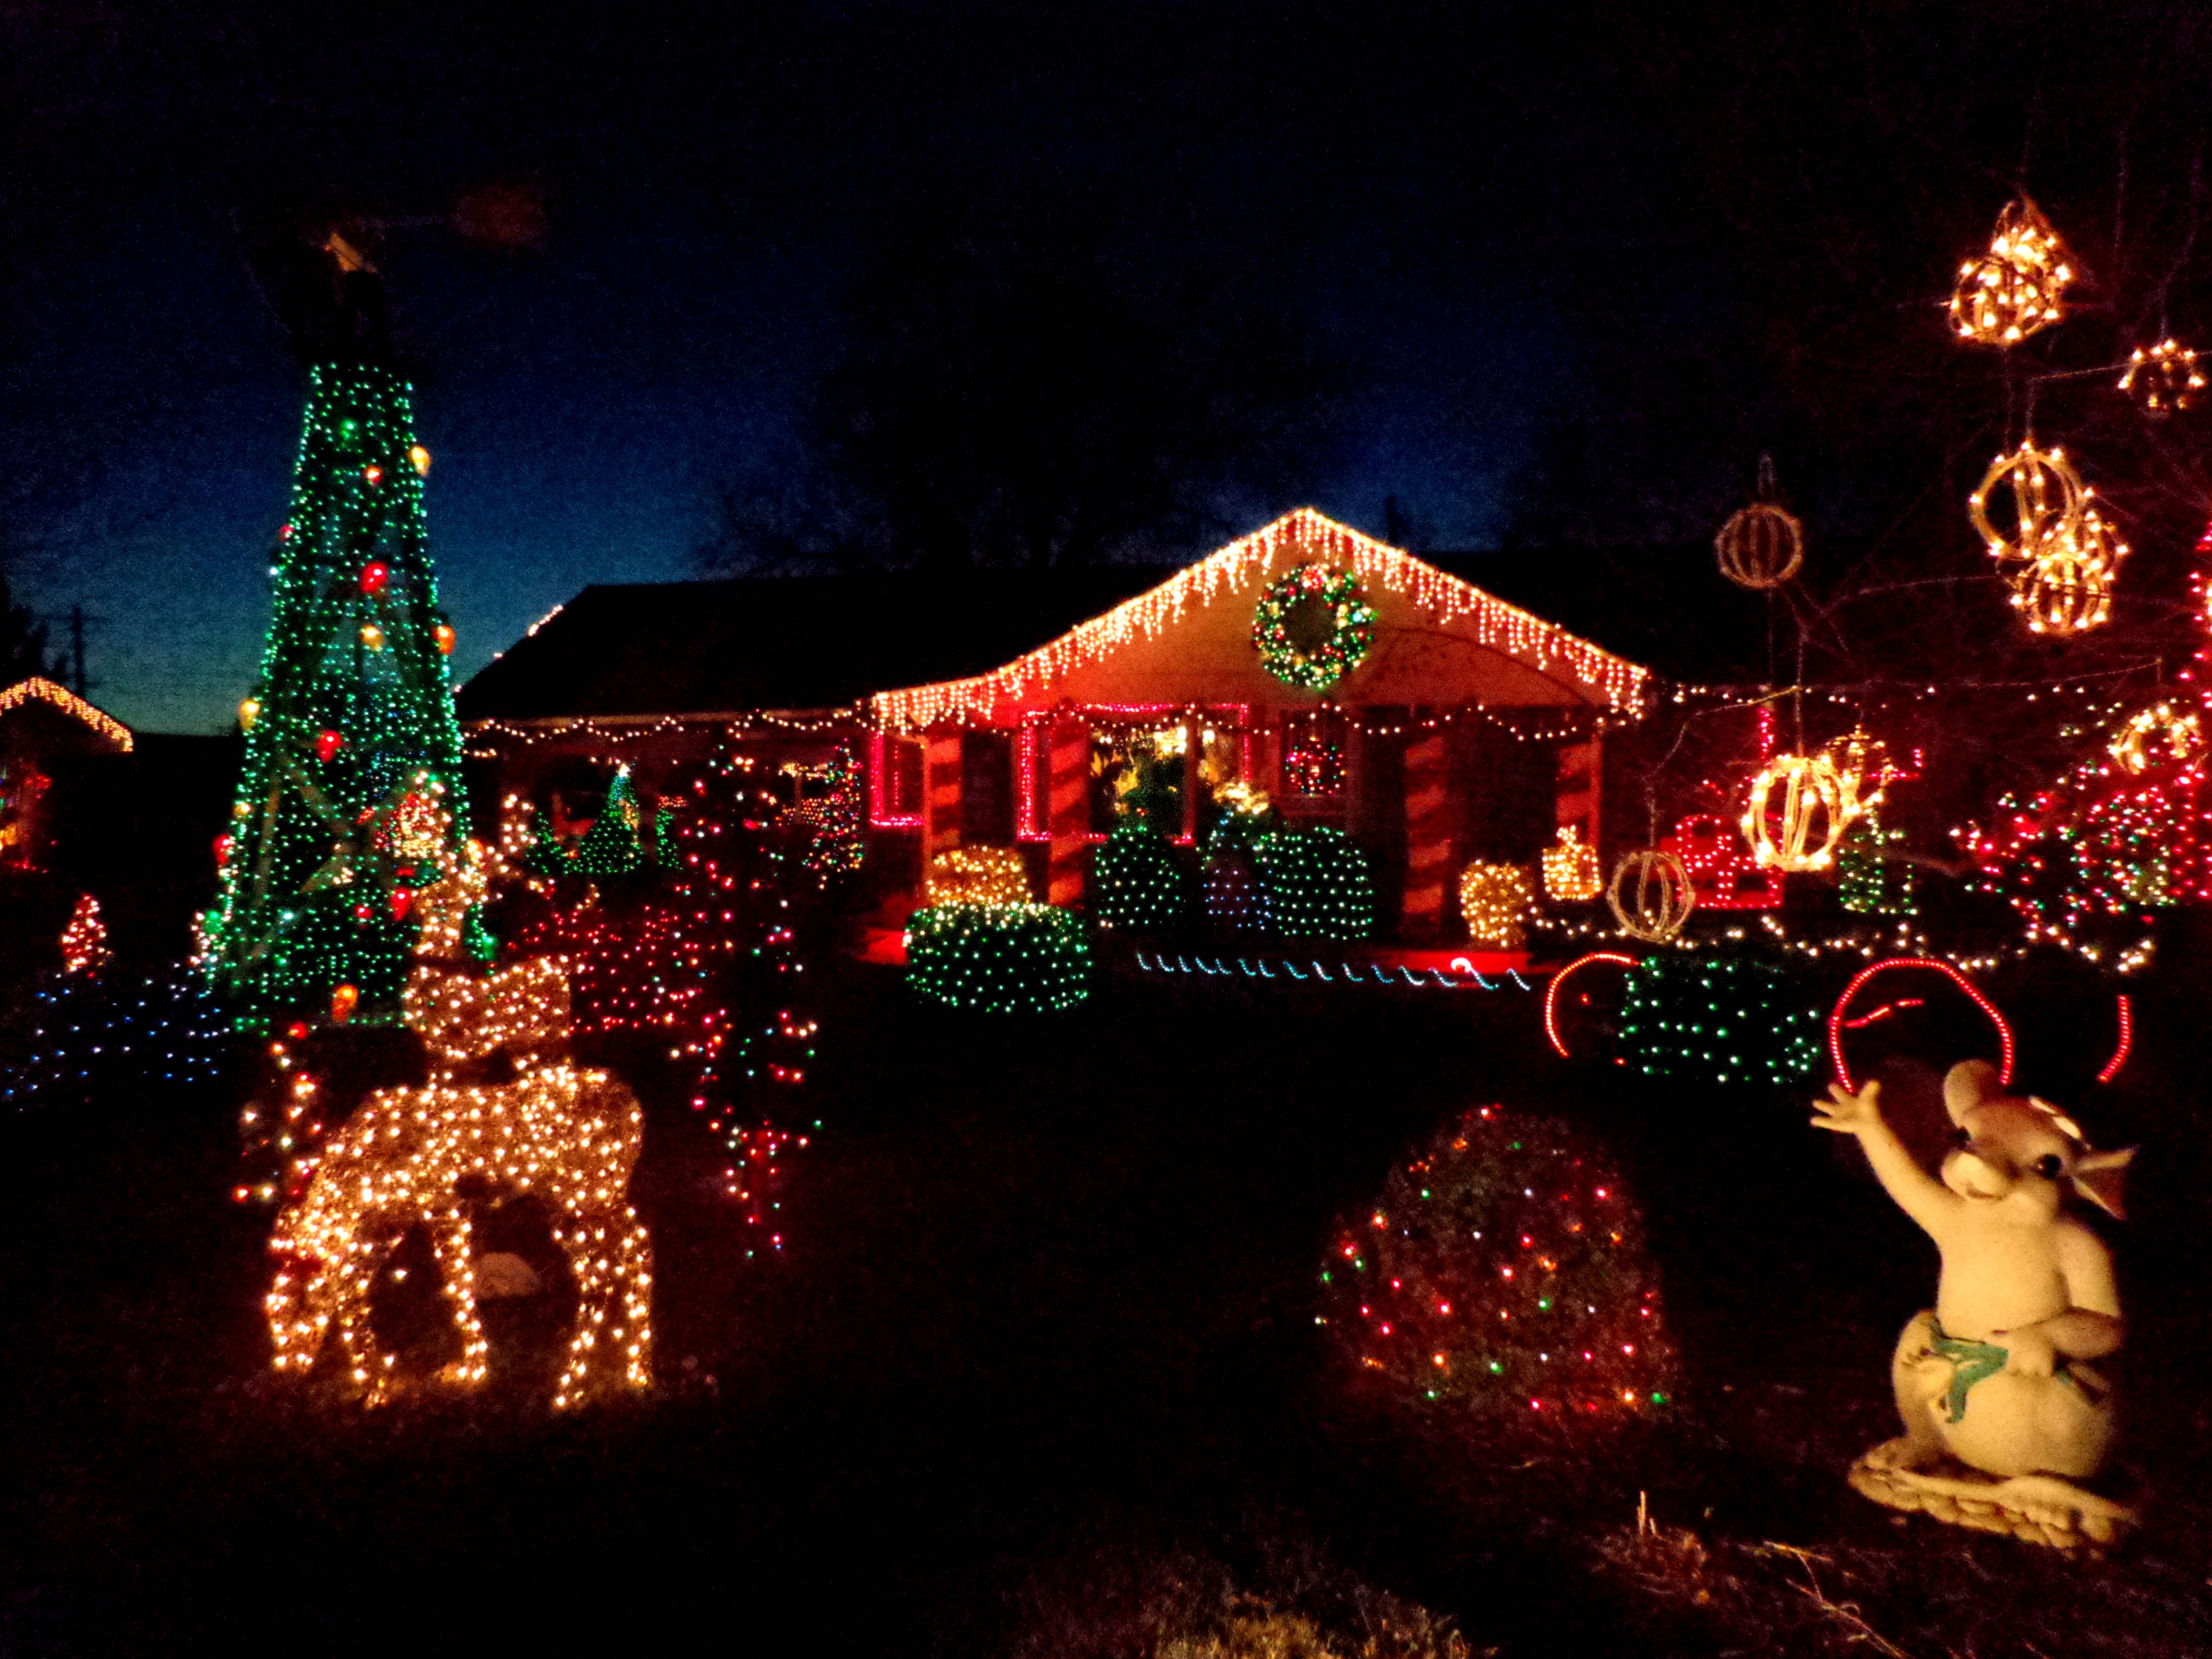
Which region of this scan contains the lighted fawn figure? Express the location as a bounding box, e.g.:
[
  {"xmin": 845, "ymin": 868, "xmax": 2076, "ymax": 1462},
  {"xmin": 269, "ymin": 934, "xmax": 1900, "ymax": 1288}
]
[
  {"xmin": 1812, "ymin": 1060, "xmax": 2135, "ymax": 1546},
  {"xmin": 266, "ymin": 845, "xmax": 652, "ymax": 1408}
]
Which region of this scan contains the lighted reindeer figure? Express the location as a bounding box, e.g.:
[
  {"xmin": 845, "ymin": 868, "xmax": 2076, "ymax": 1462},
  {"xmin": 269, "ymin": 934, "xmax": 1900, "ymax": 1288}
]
[{"xmin": 266, "ymin": 845, "xmax": 652, "ymax": 1407}]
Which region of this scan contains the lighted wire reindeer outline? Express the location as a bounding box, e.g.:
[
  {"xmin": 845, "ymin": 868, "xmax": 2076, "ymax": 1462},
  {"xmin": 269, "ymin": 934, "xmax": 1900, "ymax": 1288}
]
[{"xmin": 265, "ymin": 845, "xmax": 652, "ymax": 1407}]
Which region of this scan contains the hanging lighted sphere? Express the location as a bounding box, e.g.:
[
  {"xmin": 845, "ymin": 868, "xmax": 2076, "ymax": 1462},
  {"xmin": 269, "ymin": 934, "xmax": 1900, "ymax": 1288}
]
[
  {"xmin": 2011, "ymin": 508, "xmax": 2126, "ymax": 636},
  {"xmin": 433, "ymin": 621, "xmax": 457, "ymax": 655},
  {"xmin": 1950, "ymin": 199, "xmax": 2074, "ymax": 346},
  {"xmin": 238, "ymin": 697, "xmax": 262, "ymax": 731},
  {"xmin": 2109, "ymin": 702, "xmax": 2204, "ymax": 775},
  {"xmin": 1969, "ymin": 442, "xmax": 2086, "ymax": 576},
  {"xmin": 2118, "ymin": 338, "xmax": 2203, "ymax": 414},
  {"xmin": 1741, "ymin": 752, "xmax": 1853, "ymax": 872},
  {"xmin": 1539, "ymin": 825, "xmax": 1604, "ymax": 902},
  {"xmin": 409, "ymin": 443, "xmax": 433, "ymax": 475},
  {"xmin": 1714, "ymin": 501, "xmax": 1804, "ymax": 590},
  {"xmin": 1605, "ymin": 849, "xmax": 1695, "ymax": 943}
]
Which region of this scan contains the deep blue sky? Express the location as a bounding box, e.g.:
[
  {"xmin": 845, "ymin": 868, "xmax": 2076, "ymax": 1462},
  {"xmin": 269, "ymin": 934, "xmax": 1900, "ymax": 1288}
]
[{"xmin": 9, "ymin": 2, "xmax": 2201, "ymax": 731}]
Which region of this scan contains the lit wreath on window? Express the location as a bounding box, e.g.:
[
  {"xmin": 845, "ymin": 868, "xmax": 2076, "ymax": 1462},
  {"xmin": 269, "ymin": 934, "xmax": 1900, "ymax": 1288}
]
[{"xmin": 1251, "ymin": 564, "xmax": 1376, "ymax": 691}]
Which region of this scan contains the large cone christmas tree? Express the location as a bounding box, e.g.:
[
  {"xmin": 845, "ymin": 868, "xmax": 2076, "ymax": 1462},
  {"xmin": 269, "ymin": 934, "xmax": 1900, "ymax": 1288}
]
[{"xmin": 204, "ymin": 359, "xmax": 466, "ymax": 1027}]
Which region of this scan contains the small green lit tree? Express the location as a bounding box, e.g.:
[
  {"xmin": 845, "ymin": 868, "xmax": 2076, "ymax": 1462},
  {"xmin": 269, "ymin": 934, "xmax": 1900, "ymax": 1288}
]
[{"xmin": 1255, "ymin": 826, "xmax": 1375, "ymax": 939}]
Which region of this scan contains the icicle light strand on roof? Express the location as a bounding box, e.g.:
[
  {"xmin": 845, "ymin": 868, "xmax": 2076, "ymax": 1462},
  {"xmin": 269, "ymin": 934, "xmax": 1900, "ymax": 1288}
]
[
  {"xmin": 869, "ymin": 509, "xmax": 1649, "ymax": 729},
  {"xmin": 0, "ymin": 678, "xmax": 133, "ymax": 751}
]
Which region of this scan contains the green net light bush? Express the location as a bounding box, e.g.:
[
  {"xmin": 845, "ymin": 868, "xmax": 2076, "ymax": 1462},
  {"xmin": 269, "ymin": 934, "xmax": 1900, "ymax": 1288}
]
[
  {"xmin": 1254, "ymin": 827, "xmax": 1375, "ymax": 940},
  {"xmin": 1320, "ymin": 1104, "xmax": 1675, "ymax": 1420},
  {"xmin": 1618, "ymin": 951, "xmax": 1821, "ymax": 1088},
  {"xmin": 1092, "ymin": 820, "xmax": 1193, "ymax": 931},
  {"xmin": 905, "ymin": 902, "xmax": 1090, "ymax": 1012}
]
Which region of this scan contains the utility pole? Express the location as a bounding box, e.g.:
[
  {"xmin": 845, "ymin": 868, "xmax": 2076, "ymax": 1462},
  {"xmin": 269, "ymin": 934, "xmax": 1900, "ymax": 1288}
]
[{"xmin": 41, "ymin": 606, "xmax": 103, "ymax": 697}]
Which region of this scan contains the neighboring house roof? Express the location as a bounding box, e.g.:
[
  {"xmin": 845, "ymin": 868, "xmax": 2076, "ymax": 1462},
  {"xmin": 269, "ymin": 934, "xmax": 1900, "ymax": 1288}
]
[
  {"xmin": 870, "ymin": 508, "xmax": 1652, "ymax": 728},
  {"xmin": 0, "ymin": 678, "xmax": 134, "ymax": 752},
  {"xmin": 457, "ymin": 568, "xmax": 1171, "ymax": 724}
]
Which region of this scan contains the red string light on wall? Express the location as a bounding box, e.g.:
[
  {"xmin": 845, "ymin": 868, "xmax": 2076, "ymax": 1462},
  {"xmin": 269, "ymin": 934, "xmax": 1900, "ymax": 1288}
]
[{"xmin": 1828, "ymin": 958, "xmax": 2015, "ymax": 1093}]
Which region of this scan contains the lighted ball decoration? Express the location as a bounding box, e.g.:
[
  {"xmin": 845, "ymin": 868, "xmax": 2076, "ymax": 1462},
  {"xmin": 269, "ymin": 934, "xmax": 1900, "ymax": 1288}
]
[
  {"xmin": 924, "ymin": 845, "xmax": 1032, "ymax": 908},
  {"xmin": 2109, "ymin": 702, "xmax": 2203, "ymax": 775},
  {"xmin": 1251, "ymin": 563, "xmax": 1376, "ymax": 691},
  {"xmin": 1605, "ymin": 849, "xmax": 1695, "ymax": 942},
  {"xmin": 2011, "ymin": 508, "xmax": 2126, "ymax": 637},
  {"xmin": 1742, "ymin": 751, "xmax": 1853, "ymax": 872},
  {"xmin": 1539, "ymin": 825, "xmax": 1602, "ymax": 902},
  {"xmin": 1618, "ymin": 953, "xmax": 1821, "ymax": 1088},
  {"xmin": 1319, "ymin": 1105, "xmax": 1674, "ymax": 1417},
  {"xmin": 904, "ymin": 902, "xmax": 1090, "ymax": 1013},
  {"xmin": 1715, "ymin": 500, "xmax": 1804, "ymax": 590},
  {"xmin": 1091, "ymin": 819, "xmax": 1192, "ymax": 930},
  {"xmin": 1950, "ymin": 198, "xmax": 2074, "ymax": 346},
  {"xmin": 2119, "ymin": 337, "xmax": 2205, "ymax": 414},
  {"xmin": 1457, "ymin": 862, "xmax": 1535, "ymax": 949},
  {"xmin": 1254, "ymin": 826, "xmax": 1377, "ymax": 939},
  {"xmin": 1969, "ymin": 441, "xmax": 2086, "ymax": 578}
]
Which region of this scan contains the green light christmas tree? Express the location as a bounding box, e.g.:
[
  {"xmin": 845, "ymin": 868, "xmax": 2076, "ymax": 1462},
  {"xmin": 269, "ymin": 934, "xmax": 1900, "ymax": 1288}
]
[{"xmin": 203, "ymin": 239, "xmax": 466, "ymax": 1028}]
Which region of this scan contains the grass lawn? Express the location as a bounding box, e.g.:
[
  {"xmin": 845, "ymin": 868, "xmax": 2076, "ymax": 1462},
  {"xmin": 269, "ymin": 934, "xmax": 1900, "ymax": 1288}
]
[{"xmin": 2, "ymin": 961, "xmax": 2207, "ymax": 1655}]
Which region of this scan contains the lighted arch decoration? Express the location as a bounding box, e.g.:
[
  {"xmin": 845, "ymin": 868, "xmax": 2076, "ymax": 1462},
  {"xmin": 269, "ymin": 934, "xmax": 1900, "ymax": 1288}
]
[
  {"xmin": 1544, "ymin": 950, "xmax": 1636, "ymax": 1059},
  {"xmin": 1827, "ymin": 958, "xmax": 2014, "ymax": 1094}
]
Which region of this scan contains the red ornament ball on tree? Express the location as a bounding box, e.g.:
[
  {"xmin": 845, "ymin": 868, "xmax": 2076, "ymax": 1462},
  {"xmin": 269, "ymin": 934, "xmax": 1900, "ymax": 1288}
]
[
  {"xmin": 360, "ymin": 562, "xmax": 390, "ymax": 594},
  {"xmin": 316, "ymin": 730, "xmax": 344, "ymax": 763}
]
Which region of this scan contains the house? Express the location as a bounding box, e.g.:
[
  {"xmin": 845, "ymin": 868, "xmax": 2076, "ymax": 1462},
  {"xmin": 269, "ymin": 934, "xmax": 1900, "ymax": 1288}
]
[
  {"xmin": 460, "ymin": 510, "xmax": 1655, "ymax": 941},
  {"xmin": 866, "ymin": 509, "xmax": 1651, "ymax": 935}
]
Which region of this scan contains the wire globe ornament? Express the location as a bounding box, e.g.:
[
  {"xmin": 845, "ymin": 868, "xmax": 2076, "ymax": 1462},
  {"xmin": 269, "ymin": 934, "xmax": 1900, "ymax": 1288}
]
[
  {"xmin": 1950, "ymin": 198, "xmax": 2075, "ymax": 346},
  {"xmin": 1742, "ymin": 752, "xmax": 1855, "ymax": 872},
  {"xmin": 2118, "ymin": 338, "xmax": 2203, "ymax": 415},
  {"xmin": 1606, "ymin": 849, "xmax": 1695, "ymax": 942},
  {"xmin": 1969, "ymin": 441, "xmax": 2087, "ymax": 575},
  {"xmin": 2011, "ymin": 508, "xmax": 2127, "ymax": 637},
  {"xmin": 2108, "ymin": 702, "xmax": 2204, "ymax": 776}
]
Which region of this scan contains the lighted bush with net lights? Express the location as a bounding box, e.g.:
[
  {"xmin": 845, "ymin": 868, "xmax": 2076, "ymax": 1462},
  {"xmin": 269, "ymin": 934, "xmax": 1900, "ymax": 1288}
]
[
  {"xmin": 1090, "ymin": 819, "xmax": 1191, "ymax": 931},
  {"xmin": 1618, "ymin": 951, "xmax": 1821, "ymax": 1088},
  {"xmin": 1255, "ymin": 826, "xmax": 1376, "ymax": 939},
  {"xmin": 0, "ymin": 964, "xmax": 239, "ymax": 1111},
  {"xmin": 1320, "ymin": 1105, "xmax": 1674, "ymax": 1419},
  {"xmin": 905, "ymin": 902, "xmax": 1090, "ymax": 1013}
]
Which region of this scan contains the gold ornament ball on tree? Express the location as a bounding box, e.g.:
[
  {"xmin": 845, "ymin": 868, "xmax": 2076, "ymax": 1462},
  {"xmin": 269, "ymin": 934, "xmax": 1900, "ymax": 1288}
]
[
  {"xmin": 1950, "ymin": 198, "xmax": 2074, "ymax": 346},
  {"xmin": 1458, "ymin": 862, "xmax": 1535, "ymax": 949},
  {"xmin": 1605, "ymin": 849, "xmax": 1695, "ymax": 942},
  {"xmin": 1540, "ymin": 825, "xmax": 1602, "ymax": 902}
]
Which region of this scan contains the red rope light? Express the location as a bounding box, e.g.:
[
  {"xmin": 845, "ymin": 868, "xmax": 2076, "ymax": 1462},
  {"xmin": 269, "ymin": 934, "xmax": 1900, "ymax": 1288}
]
[
  {"xmin": 2096, "ymin": 994, "xmax": 2133, "ymax": 1084},
  {"xmin": 1828, "ymin": 959, "xmax": 2013, "ymax": 1092},
  {"xmin": 1544, "ymin": 952, "xmax": 1636, "ymax": 1058}
]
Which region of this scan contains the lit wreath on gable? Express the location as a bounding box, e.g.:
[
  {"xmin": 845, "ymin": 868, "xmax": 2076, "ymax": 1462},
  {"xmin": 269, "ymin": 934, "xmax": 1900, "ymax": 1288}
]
[{"xmin": 1251, "ymin": 564, "xmax": 1376, "ymax": 691}]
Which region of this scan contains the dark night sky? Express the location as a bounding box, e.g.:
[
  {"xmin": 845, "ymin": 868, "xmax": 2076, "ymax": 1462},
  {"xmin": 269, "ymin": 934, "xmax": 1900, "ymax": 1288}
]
[{"xmin": 8, "ymin": 2, "xmax": 2211, "ymax": 732}]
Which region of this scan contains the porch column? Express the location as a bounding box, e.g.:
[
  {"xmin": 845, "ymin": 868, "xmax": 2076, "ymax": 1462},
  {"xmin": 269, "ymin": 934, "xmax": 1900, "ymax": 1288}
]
[
  {"xmin": 924, "ymin": 730, "xmax": 963, "ymax": 863},
  {"xmin": 1555, "ymin": 731, "xmax": 1602, "ymax": 859},
  {"xmin": 1046, "ymin": 719, "xmax": 1090, "ymax": 909},
  {"xmin": 1400, "ymin": 726, "xmax": 1452, "ymax": 938}
]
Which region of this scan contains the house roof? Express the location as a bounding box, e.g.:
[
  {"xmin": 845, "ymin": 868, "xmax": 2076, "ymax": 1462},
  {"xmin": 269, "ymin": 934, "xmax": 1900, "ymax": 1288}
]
[
  {"xmin": 457, "ymin": 568, "xmax": 1171, "ymax": 724},
  {"xmin": 0, "ymin": 678, "xmax": 134, "ymax": 752},
  {"xmin": 869, "ymin": 508, "xmax": 1653, "ymax": 728}
]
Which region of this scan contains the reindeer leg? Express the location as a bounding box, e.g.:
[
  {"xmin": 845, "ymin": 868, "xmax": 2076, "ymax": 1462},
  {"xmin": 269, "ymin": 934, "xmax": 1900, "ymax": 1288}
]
[
  {"xmin": 428, "ymin": 1204, "xmax": 491, "ymax": 1387},
  {"xmin": 615, "ymin": 1206, "xmax": 653, "ymax": 1392},
  {"xmin": 331, "ymin": 1231, "xmax": 403, "ymax": 1404}
]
